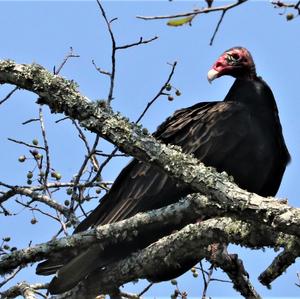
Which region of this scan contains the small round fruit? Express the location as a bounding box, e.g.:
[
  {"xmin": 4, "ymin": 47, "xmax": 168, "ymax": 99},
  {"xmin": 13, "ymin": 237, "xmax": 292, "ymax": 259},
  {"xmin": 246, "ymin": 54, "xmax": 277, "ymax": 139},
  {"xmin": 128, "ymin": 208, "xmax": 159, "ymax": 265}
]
[
  {"xmin": 286, "ymin": 13, "xmax": 294, "ymax": 21},
  {"xmin": 27, "ymin": 172, "xmax": 33, "ymax": 179},
  {"xmin": 66, "ymin": 188, "xmax": 73, "ymax": 195},
  {"xmin": 64, "ymin": 200, "xmax": 70, "ymax": 206},
  {"xmin": 165, "ymin": 84, "xmax": 172, "ymax": 91},
  {"xmin": 175, "ymin": 90, "xmax": 181, "ymax": 96},
  {"xmin": 31, "ymin": 218, "xmax": 37, "ymax": 225},
  {"xmin": 168, "ymin": 95, "xmax": 174, "ymax": 101},
  {"xmin": 3, "ymin": 237, "xmax": 11, "ymax": 242},
  {"xmin": 18, "ymin": 155, "xmax": 26, "ymax": 162},
  {"xmin": 170, "ymin": 279, "xmax": 177, "ymax": 285},
  {"xmin": 27, "ymin": 179, "xmax": 32, "ymax": 185},
  {"xmin": 55, "ymin": 172, "xmax": 62, "ymax": 180},
  {"xmin": 32, "ymin": 139, "xmax": 39, "ymax": 145}
]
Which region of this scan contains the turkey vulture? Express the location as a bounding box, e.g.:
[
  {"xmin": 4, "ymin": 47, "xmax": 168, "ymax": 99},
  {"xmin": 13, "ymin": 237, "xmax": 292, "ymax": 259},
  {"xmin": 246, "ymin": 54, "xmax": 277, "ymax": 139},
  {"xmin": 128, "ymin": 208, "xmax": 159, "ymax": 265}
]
[{"xmin": 37, "ymin": 47, "xmax": 290, "ymax": 294}]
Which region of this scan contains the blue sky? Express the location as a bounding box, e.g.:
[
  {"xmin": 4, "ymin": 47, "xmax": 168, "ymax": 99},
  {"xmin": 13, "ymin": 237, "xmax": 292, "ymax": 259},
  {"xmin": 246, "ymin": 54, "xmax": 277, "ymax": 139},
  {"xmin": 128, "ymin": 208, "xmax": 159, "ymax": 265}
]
[{"xmin": 0, "ymin": 1, "xmax": 300, "ymax": 298}]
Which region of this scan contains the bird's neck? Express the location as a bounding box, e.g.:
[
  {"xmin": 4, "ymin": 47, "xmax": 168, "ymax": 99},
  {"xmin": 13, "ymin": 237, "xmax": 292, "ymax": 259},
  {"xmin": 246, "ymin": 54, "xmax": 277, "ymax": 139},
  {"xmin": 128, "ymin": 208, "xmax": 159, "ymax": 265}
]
[{"xmin": 224, "ymin": 77, "xmax": 278, "ymax": 111}]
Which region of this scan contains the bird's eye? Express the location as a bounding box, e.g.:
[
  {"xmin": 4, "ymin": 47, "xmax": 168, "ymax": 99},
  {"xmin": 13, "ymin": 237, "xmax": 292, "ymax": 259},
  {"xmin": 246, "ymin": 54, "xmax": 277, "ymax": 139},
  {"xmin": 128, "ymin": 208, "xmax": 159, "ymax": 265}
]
[{"xmin": 231, "ymin": 53, "xmax": 240, "ymax": 60}]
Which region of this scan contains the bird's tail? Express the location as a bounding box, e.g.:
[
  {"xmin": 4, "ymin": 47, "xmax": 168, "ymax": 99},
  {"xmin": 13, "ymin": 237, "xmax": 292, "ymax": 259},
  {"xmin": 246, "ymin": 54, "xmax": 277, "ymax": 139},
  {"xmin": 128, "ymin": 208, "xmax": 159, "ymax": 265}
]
[{"xmin": 47, "ymin": 244, "xmax": 105, "ymax": 294}]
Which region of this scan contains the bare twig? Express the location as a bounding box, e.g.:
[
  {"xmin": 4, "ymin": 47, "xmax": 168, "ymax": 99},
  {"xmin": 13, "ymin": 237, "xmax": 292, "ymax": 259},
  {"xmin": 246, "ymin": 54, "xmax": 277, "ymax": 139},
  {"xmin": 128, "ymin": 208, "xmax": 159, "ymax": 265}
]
[
  {"xmin": 95, "ymin": 151, "xmax": 126, "ymax": 157},
  {"xmin": 38, "ymin": 107, "xmax": 51, "ymax": 185},
  {"xmin": 53, "ymin": 47, "xmax": 80, "ymax": 75},
  {"xmin": 138, "ymin": 283, "xmax": 153, "ymax": 297},
  {"xmin": 92, "ymin": 60, "xmax": 112, "ymax": 77},
  {"xmin": 55, "ymin": 116, "xmax": 70, "ymax": 123},
  {"xmin": 116, "ymin": 36, "xmax": 158, "ymax": 50},
  {"xmin": 0, "ymin": 181, "xmax": 111, "ymax": 198},
  {"xmin": 136, "ymin": 0, "xmax": 247, "ymax": 45},
  {"xmin": 0, "ymin": 266, "xmax": 22, "ymax": 288},
  {"xmin": 22, "ymin": 118, "xmax": 40, "ymax": 125},
  {"xmin": 95, "ymin": 1, "xmax": 158, "ymax": 105},
  {"xmin": 69, "ymin": 135, "xmax": 100, "ymax": 211},
  {"xmin": 72, "ymin": 120, "xmax": 100, "ymax": 171},
  {"xmin": 272, "ymin": 0, "xmax": 300, "ymax": 18},
  {"xmin": 296, "ymin": 272, "xmax": 300, "ymax": 287},
  {"xmin": 16, "ymin": 199, "xmax": 61, "ymax": 223},
  {"xmin": 272, "ymin": 0, "xmax": 300, "ymax": 10},
  {"xmin": 89, "ymin": 146, "xmax": 120, "ymax": 186},
  {"xmin": 199, "ymin": 261, "xmax": 214, "ymax": 299},
  {"xmin": 136, "ymin": 61, "xmax": 177, "ymax": 124},
  {"xmin": 209, "ymin": 10, "xmax": 226, "ymax": 46},
  {"xmin": 0, "ymin": 203, "xmax": 11, "ymax": 216},
  {"xmin": 96, "ymin": 0, "xmax": 117, "ymax": 105},
  {"xmin": 7, "ymin": 138, "xmax": 45, "ymax": 150},
  {"xmin": 136, "ymin": 0, "xmax": 247, "ymax": 20},
  {"xmin": 0, "ymin": 86, "xmax": 19, "ymax": 106}
]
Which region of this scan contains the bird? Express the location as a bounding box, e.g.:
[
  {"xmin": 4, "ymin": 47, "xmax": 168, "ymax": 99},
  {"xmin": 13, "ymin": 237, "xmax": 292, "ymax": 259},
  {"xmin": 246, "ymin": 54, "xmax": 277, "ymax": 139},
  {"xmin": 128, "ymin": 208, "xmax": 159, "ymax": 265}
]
[{"xmin": 36, "ymin": 47, "xmax": 290, "ymax": 294}]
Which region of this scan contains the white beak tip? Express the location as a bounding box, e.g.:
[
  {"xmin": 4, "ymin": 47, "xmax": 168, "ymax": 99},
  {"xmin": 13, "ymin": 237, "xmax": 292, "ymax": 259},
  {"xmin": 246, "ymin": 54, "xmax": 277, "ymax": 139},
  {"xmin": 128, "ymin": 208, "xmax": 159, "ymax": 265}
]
[{"xmin": 207, "ymin": 69, "xmax": 219, "ymax": 83}]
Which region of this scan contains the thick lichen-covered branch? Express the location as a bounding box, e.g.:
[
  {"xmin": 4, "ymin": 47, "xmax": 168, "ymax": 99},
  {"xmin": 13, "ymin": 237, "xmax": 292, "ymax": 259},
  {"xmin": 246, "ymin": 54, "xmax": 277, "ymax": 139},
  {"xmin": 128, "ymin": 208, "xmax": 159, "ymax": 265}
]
[
  {"xmin": 0, "ymin": 195, "xmax": 218, "ymax": 274},
  {"xmin": 1, "ymin": 190, "xmax": 300, "ymax": 277}
]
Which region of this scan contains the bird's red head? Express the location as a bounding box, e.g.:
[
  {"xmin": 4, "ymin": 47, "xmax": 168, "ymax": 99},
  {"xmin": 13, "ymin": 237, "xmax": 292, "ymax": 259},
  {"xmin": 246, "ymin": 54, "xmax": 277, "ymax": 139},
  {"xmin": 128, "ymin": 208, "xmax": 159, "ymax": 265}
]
[{"xmin": 207, "ymin": 47, "xmax": 256, "ymax": 83}]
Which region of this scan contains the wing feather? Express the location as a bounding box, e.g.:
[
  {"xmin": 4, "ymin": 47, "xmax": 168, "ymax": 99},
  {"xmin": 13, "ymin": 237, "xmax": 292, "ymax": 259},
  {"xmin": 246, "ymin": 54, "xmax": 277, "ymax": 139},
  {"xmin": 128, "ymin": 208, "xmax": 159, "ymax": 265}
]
[{"xmin": 75, "ymin": 101, "xmax": 251, "ymax": 231}]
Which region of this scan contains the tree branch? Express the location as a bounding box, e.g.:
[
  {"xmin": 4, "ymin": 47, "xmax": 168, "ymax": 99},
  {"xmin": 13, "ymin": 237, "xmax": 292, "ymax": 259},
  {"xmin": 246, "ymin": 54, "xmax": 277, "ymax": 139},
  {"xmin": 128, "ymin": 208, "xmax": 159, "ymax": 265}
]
[
  {"xmin": 136, "ymin": 0, "xmax": 247, "ymax": 20},
  {"xmin": 0, "ymin": 86, "xmax": 19, "ymax": 106},
  {"xmin": 0, "ymin": 282, "xmax": 48, "ymax": 299},
  {"xmin": 207, "ymin": 244, "xmax": 261, "ymax": 298},
  {"xmin": 0, "ymin": 186, "xmax": 70, "ymax": 218},
  {"xmin": 258, "ymin": 245, "xmax": 300, "ymax": 287},
  {"xmin": 1, "ymin": 192, "xmax": 299, "ymax": 278},
  {"xmin": 57, "ymin": 217, "xmax": 291, "ymax": 299},
  {"xmin": 115, "ymin": 36, "xmax": 158, "ymax": 50},
  {"xmin": 0, "ymin": 194, "xmax": 213, "ymax": 274}
]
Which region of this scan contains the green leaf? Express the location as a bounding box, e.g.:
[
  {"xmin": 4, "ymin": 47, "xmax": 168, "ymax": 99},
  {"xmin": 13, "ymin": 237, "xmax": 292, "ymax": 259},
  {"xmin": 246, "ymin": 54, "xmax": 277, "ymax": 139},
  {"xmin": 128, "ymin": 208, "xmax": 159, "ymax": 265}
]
[{"xmin": 167, "ymin": 16, "xmax": 193, "ymax": 27}]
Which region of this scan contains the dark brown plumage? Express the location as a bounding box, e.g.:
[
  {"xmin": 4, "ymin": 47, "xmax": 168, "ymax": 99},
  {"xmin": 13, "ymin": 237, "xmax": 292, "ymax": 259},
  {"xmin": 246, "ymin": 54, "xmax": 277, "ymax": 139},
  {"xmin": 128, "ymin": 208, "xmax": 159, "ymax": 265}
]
[{"xmin": 37, "ymin": 47, "xmax": 290, "ymax": 294}]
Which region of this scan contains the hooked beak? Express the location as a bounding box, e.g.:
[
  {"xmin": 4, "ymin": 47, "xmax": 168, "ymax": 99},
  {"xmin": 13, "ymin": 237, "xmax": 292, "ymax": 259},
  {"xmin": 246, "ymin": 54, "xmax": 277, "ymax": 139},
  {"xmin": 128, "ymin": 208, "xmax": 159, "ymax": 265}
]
[{"xmin": 207, "ymin": 69, "xmax": 219, "ymax": 83}]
